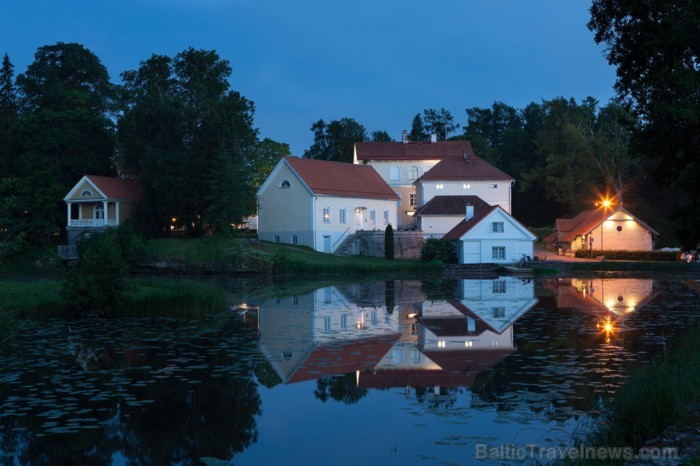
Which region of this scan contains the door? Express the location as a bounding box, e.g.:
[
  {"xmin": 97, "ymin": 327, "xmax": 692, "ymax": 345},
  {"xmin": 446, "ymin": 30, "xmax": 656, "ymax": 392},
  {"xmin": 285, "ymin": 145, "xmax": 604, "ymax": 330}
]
[
  {"xmin": 355, "ymin": 208, "xmax": 363, "ymax": 230},
  {"xmin": 323, "ymin": 235, "xmax": 331, "ymax": 253}
]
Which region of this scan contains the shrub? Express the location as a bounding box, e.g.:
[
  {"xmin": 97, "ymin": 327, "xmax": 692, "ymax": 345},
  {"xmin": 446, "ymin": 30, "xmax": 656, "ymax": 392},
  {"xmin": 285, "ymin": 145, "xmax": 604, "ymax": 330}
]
[
  {"xmin": 421, "ymin": 238, "xmax": 457, "ymax": 263},
  {"xmin": 63, "ymin": 229, "xmax": 128, "ymax": 314},
  {"xmin": 384, "ymin": 224, "xmax": 394, "ymax": 260},
  {"xmin": 574, "ymin": 249, "xmax": 678, "ymax": 261}
]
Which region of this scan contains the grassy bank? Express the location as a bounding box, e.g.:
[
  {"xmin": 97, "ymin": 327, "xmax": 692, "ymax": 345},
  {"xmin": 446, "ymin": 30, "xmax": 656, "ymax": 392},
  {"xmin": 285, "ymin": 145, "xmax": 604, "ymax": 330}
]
[
  {"xmin": 565, "ymin": 329, "xmax": 700, "ymax": 464},
  {"xmin": 0, "ymin": 277, "xmax": 226, "ymax": 316},
  {"xmin": 147, "ymin": 236, "xmax": 441, "ymax": 276}
]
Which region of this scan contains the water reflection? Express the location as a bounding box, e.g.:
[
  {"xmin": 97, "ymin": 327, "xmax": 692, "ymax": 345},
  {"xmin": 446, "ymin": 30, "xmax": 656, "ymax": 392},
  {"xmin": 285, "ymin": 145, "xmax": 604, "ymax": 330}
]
[
  {"xmin": 254, "ymin": 277, "xmax": 538, "ymax": 393},
  {"xmin": 0, "ymin": 277, "xmax": 697, "ymax": 465}
]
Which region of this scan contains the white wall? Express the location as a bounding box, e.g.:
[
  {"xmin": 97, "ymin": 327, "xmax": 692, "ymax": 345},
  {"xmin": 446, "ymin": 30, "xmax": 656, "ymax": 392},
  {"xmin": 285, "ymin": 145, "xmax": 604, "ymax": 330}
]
[
  {"xmin": 418, "ymin": 180, "xmax": 512, "ymax": 213},
  {"xmin": 458, "ymin": 209, "xmax": 534, "ymax": 264},
  {"xmin": 587, "ymin": 211, "xmax": 653, "ymax": 251},
  {"xmin": 313, "ymin": 195, "xmax": 398, "ymax": 253},
  {"xmin": 364, "ymin": 160, "xmax": 441, "ymax": 227},
  {"xmin": 257, "ymin": 162, "xmax": 314, "ymax": 248},
  {"xmin": 419, "ymin": 215, "xmax": 464, "ymax": 238}
]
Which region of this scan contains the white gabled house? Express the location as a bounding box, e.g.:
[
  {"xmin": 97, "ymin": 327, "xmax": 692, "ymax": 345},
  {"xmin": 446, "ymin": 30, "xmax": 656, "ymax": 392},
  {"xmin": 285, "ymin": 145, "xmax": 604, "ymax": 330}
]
[
  {"xmin": 257, "ymin": 156, "xmax": 400, "ymax": 253},
  {"xmin": 444, "ymin": 201, "xmax": 536, "ymax": 264},
  {"xmin": 353, "ymin": 138, "xmax": 515, "ymax": 229}
]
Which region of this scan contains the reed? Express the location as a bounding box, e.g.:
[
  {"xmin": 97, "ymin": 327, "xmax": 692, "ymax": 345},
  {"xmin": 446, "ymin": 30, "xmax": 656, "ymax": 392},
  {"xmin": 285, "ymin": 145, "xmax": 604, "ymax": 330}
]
[{"xmin": 122, "ymin": 278, "xmax": 227, "ymax": 315}]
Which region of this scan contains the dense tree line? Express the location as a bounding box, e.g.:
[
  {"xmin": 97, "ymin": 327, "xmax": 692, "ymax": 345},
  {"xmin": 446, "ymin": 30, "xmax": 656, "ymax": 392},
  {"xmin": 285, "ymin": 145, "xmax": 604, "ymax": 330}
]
[{"xmin": 0, "ymin": 43, "xmax": 289, "ymax": 248}]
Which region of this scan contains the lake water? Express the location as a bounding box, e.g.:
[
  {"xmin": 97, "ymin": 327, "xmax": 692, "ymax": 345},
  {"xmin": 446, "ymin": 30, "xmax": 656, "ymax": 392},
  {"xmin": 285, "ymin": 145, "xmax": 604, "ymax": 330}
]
[{"xmin": 1, "ymin": 275, "xmax": 698, "ymax": 465}]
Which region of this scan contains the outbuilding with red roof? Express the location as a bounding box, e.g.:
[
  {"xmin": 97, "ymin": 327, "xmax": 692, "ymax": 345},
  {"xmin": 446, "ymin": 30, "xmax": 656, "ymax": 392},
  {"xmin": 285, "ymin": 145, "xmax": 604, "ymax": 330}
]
[{"xmin": 257, "ymin": 156, "xmax": 400, "ymax": 253}]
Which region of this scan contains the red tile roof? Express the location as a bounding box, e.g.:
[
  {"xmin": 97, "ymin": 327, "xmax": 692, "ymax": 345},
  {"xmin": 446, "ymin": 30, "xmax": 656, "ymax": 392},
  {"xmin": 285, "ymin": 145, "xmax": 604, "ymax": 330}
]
[
  {"xmin": 414, "ymin": 195, "xmax": 490, "ymax": 217},
  {"xmin": 86, "ymin": 175, "xmax": 144, "ymax": 201},
  {"xmin": 443, "ymin": 205, "xmax": 499, "ymax": 240},
  {"xmin": 285, "ymin": 156, "xmax": 399, "ymax": 200},
  {"xmin": 355, "ymin": 141, "xmax": 476, "ymax": 162},
  {"xmin": 416, "ymin": 157, "xmax": 514, "ymax": 182},
  {"xmin": 555, "ymin": 206, "xmax": 659, "ymax": 242}
]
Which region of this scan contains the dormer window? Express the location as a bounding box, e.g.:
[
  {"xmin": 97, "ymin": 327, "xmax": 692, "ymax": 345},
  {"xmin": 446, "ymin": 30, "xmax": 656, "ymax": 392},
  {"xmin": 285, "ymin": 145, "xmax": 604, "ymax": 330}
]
[
  {"xmin": 279, "ymin": 180, "xmax": 291, "ymax": 189},
  {"xmin": 81, "ymin": 189, "xmax": 93, "ymax": 197}
]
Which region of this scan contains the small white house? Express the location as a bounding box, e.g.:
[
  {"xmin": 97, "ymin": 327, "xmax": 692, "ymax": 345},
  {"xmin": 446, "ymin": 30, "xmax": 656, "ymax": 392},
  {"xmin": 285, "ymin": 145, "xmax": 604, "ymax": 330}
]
[
  {"xmin": 257, "ymin": 156, "xmax": 400, "ymax": 253},
  {"xmin": 444, "ymin": 202, "xmax": 536, "ymax": 264}
]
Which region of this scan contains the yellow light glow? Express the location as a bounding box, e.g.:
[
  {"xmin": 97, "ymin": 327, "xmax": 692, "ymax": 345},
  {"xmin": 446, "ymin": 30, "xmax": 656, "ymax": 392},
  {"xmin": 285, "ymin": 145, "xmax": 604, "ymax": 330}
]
[
  {"xmin": 602, "ymin": 199, "xmax": 612, "ymax": 208},
  {"xmin": 604, "ymin": 321, "xmax": 613, "ymax": 332}
]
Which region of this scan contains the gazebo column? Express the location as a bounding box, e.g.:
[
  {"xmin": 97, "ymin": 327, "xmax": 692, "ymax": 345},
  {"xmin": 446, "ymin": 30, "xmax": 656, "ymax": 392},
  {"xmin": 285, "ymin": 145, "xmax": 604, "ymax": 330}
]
[
  {"xmin": 66, "ymin": 203, "xmax": 71, "ymax": 227},
  {"xmin": 103, "ymin": 201, "xmax": 108, "ymax": 226},
  {"xmin": 115, "ymin": 202, "xmax": 120, "ymax": 226}
]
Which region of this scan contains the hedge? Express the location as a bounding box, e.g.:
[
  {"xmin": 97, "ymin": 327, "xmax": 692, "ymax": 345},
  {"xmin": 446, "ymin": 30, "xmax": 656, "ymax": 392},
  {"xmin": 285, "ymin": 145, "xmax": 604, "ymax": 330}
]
[{"xmin": 573, "ymin": 249, "xmax": 678, "ymax": 261}]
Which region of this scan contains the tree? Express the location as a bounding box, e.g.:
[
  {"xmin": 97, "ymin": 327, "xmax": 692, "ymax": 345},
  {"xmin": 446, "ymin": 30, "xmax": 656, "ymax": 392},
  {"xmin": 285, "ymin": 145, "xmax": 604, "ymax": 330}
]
[
  {"xmin": 4, "ymin": 43, "xmax": 116, "ymax": 244},
  {"xmin": 249, "ymin": 138, "xmax": 290, "ymax": 188},
  {"xmin": 384, "ymin": 224, "xmax": 394, "ymax": 259},
  {"xmin": 118, "ymin": 48, "xmax": 260, "ymax": 235},
  {"xmin": 371, "ymin": 130, "xmax": 392, "ymax": 142},
  {"xmin": 423, "ymin": 107, "xmax": 458, "ymax": 140},
  {"xmin": 408, "ymin": 113, "xmax": 427, "ymax": 141},
  {"xmin": 588, "ymin": 0, "xmax": 700, "ymax": 246},
  {"xmin": 303, "ymin": 117, "xmax": 366, "ymax": 163},
  {"xmin": 16, "ymin": 42, "xmax": 116, "ymax": 115},
  {"xmin": 0, "ymin": 54, "xmax": 17, "ymax": 153}
]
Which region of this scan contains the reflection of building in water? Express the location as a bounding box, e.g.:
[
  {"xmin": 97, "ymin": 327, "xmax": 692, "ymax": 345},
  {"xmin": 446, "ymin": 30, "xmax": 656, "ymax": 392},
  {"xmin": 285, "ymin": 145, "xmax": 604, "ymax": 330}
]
[
  {"xmin": 256, "ymin": 286, "xmax": 401, "ymax": 384},
  {"xmin": 252, "ymin": 278, "xmax": 537, "ymax": 389},
  {"xmin": 360, "ymin": 277, "xmax": 538, "ymax": 389},
  {"xmin": 544, "ymin": 278, "xmax": 657, "ymax": 319}
]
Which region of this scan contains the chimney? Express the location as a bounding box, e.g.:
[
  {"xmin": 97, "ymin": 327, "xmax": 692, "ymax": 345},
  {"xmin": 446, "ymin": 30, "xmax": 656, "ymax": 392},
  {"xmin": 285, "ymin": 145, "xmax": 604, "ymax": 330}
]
[
  {"xmin": 402, "ymin": 130, "xmax": 408, "ymax": 144},
  {"xmin": 466, "ymin": 203, "xmax": 474, "ymax": 221},
  {"xmin": 430, "ymin": 133, "xmax": 437, "ymax": 143},
  {"xmin": 463, "ymin": 150, "xmax": 469, "ymax": 162}
]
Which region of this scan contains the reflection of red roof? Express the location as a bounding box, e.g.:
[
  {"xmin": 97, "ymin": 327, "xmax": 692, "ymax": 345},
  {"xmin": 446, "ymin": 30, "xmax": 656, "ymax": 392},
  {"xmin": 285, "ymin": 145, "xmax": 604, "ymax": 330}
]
[
  {"xmin": 285, "ymin": 157, "xmax": 399, "ymax": 200},
  {"xmin": 414, "ymin": 195, "xmax": 490, "ymax": 217},
  {"xmin": 86, "ymin": 175, "xmax": 144, "ymax": 201},
  {"xmin": 359, "ymin": 349, "xmax": 514, "ymax": 389},
  {"xmin": 287, "ymin": 333, "xmax": 400, "ymax": 384},
  {"xmin": 555, "ymin": 206, "xmax": 659, "ymax": 242},
  {"xmin": 416, "ymin": 157, "xmax": 514, "ymax": 182},
  {"xmin": 355, "ymin": 141, "xmax": 475, "ymax": 162}
]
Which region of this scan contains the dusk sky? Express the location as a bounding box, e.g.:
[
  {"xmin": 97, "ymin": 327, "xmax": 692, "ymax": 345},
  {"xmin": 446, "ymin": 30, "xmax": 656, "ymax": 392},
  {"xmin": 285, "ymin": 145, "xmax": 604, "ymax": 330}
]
[{"xmin": 0, "ymin": 0, "xmax": 617, "ymax": 156}]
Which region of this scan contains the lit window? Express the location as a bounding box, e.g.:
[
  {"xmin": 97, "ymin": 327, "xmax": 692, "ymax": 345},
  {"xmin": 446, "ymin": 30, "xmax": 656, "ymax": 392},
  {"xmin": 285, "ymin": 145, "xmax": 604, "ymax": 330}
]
[
  {"xmin": 383, "ymin": 209, "xmax": 390, "ymax": 226},
  {"xmin": 464, "ymin": 341, "xmax": 473, "ymax": 348},
  {"xmin": 463, "ymin": 184, "xmax": 470, "ymax": 190},
  {"xmin": 438, "ymin": 340, "xmax": 446, "ymax": 348},
  {"xmin": 279, "ymin": 180, "xmax": 291, "ymax": 189},
  {"xmin": 408, "ymin": 166, "xmax": 418, "ymax": 180},
  {"xmin": 340, "ymin": 208, "xmax": 347, "ymax": 224},
  {"xmin": 322, "ymin": 207, "xmax": 330, "ymax": 223},
  {"xmin": 492, "ymin": 222, "xmax": 504, "ymax": 233},
  {"xmin": 492, "ymin": 247, "xmax": 506, "ymax": 261}
]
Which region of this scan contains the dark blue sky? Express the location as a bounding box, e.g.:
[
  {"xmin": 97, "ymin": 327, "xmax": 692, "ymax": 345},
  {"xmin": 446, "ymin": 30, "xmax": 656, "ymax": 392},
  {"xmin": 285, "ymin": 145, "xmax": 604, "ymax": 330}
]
[{"xmin": 1, "ymin": 0, "xmax": 616, "ymax": 155}]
